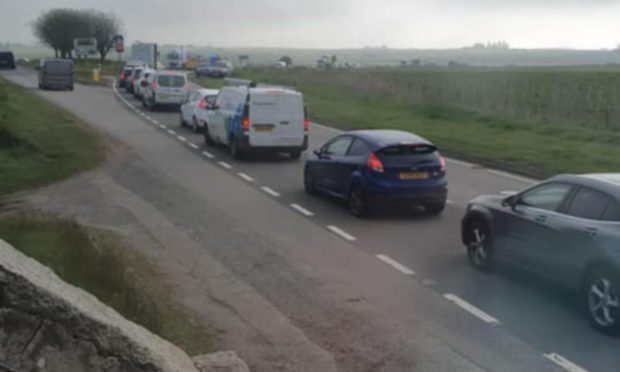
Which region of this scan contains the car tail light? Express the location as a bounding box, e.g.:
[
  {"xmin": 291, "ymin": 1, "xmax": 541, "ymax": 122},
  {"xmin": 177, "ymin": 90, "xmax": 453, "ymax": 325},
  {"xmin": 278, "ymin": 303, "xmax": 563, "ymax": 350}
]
[
  {"xmin": 304, "ymin": 119, "xmax": 310, "ymax": 132},
  {"xmin": 242, "ymin": 118, "xmax": 250, "ymax": 131},
  {"xmin": 151, "ymin": 80, "xmax": 158, "ymax": 89},
  {"xmin": 439, "ymin": 156, "xmax": 446, "ymax": 171},
  {"xmin": 367, "ymin": 153, "xmax": 384, "ymax": 173},
  {"xmin": 198, "ymin": 99, "xmax": 207, "ymax": 109}
]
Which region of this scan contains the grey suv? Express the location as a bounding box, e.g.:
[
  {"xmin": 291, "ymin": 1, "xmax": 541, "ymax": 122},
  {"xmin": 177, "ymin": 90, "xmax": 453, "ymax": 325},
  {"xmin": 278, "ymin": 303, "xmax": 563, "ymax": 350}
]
[{"xmin": 461, "ymin": 174, "xmax": 620, "ymax": 334}]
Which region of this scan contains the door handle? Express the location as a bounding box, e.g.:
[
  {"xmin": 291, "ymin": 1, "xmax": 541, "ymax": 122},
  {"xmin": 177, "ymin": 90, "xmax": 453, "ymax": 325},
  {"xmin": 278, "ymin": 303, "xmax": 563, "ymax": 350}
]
[
  {"xmin": 534, "ymin": 215, "xmax": 547, "ymax": 223},
  {"xmin": 584, "ymin": 227, "xmax": 598, "ymax": 238}
]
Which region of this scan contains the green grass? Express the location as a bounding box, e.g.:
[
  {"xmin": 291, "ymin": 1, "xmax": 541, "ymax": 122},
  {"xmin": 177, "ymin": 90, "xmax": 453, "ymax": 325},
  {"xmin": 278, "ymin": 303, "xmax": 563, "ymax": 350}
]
[
  {"xmin": 234, "ymin": 68, "xmax": 620, "ymax": 177},
  {"xmin": 190, "ymin": 72, "xmax": 228, "ymax": 89},
  {"xmin": 0, "ymin": 78, "xmax": 104, "ymax": 195},
  {"xmin": 0, "ymin": 213, "xmax": 216, "ymax": 355}
]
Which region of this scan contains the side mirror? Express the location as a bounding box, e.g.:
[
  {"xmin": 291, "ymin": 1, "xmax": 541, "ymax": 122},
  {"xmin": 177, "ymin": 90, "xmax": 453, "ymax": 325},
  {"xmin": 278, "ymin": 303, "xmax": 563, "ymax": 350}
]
[
  {"xmin": 313, "ymin": 149, "xmax": 321, "ymax": 157},
  {"xmin": 502, "ymin": 195, "xmax": 518, "ymax": 209}
]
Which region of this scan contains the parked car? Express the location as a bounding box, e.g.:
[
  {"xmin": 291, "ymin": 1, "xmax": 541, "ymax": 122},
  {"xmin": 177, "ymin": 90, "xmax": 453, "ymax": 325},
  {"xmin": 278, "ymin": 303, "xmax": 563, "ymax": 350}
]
[
  {"xmin": 304, "ymin": 130, "xmax": 447, "ymax": 217},
  {"xmin": 202, "ymin": 83, "xmax": 309, "ymax": 160},
  {"xmin": 201, "ymin": 62, "xmax": 233, "ymax": 78},
  {"xmin": 180, "ymin": 88, "xmax": 219, "ymax": 132},
  {"xmin": 461, "ymin": 174, "xmax": 620, "ymax": 334},
  {"xmin": 141, "ymin": 70, "xmax": 189, "ymax": 111},
  {"xmin": 134, "ymin": 69, "xmax": 154, "ymax": 99},
  {"xmin": 118, "ymin": 66, "xmax": 134, "ymax": 88},
  {"xmin": 38, "ymin": 59, "xmax": 74, "ymax": 91},
  {"xmin": 0, "ymin": 51, "xmax": 16, "ymax": 70},
  {"xmin": 125, "ymin": 67, "xmax": 145, "ymax": 94}
]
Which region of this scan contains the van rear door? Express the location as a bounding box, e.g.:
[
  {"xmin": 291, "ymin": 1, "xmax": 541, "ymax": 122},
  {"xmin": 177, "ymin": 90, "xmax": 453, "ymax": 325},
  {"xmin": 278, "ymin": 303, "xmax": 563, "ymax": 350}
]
[{"xmin": 249, "ymin": 90, "xmax": 304, "ymax": 147}]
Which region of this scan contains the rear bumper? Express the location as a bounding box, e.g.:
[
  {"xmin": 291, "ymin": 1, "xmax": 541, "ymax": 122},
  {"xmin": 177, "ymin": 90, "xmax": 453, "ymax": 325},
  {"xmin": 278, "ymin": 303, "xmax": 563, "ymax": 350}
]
[
  {"xmin": 238, "ymin": 135, "xmax": 308, "ymax": 152},
  {"xmin": 363, "ymin": 178, "xmax": 448, "ymax": 206}
]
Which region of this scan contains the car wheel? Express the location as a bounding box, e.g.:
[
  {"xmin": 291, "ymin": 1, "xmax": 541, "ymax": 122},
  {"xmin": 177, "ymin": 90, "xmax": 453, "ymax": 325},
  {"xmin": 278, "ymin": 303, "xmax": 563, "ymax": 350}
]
[
  {"xmin": 230, "ymin": 137, "xmax": 243, "ymax": 160},
  {"xmin": 584, "ymin": 267, "xmax": 620, "ymax": 334},
  {"xmin": 204, "ymin": 124, "xmax": 215, "ymax": 146},
  {"xmin": 180, "ymin": 113, "xmax": 186, "ymax": 126},
  {"xmin": 289, "ymin": 151, "xmax": 302, "ymax": 160},
  {"xmin": 348, "ymin": 185, "xmax": 369, "ymax": 218},
  {"xmin": 304, "ymin": 169, "xmax": 317, "ymax": 195},
  {"xmin": 192, "ymin": 117, "xmax": 200, "ymax": 133},
  {"xmin": 425, "ymin": 203, "xmax": 445, "ymax": 215},
  {"xmin": 465, "ymin": 219, "xmax": 494, "ymax": 271}
]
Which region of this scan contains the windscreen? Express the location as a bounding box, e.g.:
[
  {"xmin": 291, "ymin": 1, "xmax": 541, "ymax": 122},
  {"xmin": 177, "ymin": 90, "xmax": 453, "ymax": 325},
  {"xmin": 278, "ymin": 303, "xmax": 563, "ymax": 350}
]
[
  {"xmin": 377, "ymin": 144, "xmax": 439, "ymax": 164},
  {"xmin": 157, "ymin": 75, "xmax": 186, "ymax": 87}
]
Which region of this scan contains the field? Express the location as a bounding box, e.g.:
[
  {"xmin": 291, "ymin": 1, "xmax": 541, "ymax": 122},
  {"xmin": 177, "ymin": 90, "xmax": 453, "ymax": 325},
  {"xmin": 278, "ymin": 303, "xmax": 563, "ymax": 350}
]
[
  {"xmin": 0, "ymin": 78, "xmax": 104, "ymax": 195},
  {"xmin": 232, "ymin": 67, "xmax": 620, "ymax": 177}
]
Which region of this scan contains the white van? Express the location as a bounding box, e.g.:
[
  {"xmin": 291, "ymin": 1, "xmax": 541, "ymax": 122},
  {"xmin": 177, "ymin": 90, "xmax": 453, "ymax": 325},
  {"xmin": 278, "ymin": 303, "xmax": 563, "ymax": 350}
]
[
  {"xmin": 141, "ymin": 70, "xmax": 188, "ymax": 111},
  {"xmin": 203, "ymin": 83, "xmax": 309, "ymax": 159}
]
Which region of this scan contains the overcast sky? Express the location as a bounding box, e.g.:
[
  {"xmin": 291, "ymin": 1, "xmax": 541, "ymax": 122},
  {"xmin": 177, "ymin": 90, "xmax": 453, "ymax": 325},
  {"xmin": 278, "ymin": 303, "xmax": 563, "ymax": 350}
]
[{"xmin": 1, "ymin": 0, "xmax": 619, "ymax": 49}]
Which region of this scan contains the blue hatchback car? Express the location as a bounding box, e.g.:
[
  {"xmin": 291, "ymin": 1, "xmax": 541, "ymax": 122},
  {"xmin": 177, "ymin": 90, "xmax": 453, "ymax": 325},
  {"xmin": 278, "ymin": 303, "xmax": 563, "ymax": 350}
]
[{"xmin": 304, "ymin": 130, "xmax": 448, "ymax": 217}]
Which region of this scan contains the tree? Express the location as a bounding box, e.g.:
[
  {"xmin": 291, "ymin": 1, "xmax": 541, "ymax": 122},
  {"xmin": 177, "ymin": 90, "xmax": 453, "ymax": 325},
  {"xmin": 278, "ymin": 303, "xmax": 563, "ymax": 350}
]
[
  {"xmin": 85, "ymin": 10, "xmax": 121, "ymax": 63},
  {"xmin": 279, "ymin": 55, "xmax": 293, "ymax": 66},
  {"xmin": 33, "ymin": 9, "xmax": 91, "ymax": 58}
]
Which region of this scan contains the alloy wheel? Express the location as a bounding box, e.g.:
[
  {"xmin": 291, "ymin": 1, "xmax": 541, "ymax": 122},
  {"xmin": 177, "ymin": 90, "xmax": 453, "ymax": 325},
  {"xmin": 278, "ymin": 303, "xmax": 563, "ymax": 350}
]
[{"xmin": 588, "ymin": 277, "xmax": 620, "ymax": 329}]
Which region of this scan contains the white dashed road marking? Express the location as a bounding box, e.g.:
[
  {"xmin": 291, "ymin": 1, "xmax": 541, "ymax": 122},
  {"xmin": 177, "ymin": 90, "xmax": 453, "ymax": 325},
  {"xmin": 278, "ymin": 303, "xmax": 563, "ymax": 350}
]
[
  {"xmin": 375, "ymin": 254, "xmax": 415, "ymax": 275},
  {"xmin": 202, "ymin": 151, "xmax": 215, "ymax": 159},
  {"xmin": 327, "ymin": 225, "xmax": 356, "ymax": 241},
  {"xmin": 167, "ymin": 129, "xmax": 176, "ymax": 135},
  {"xmin": 444, "ymin": 294, "xmax": 500, "ymax": 325},
  {"xmin": 177, "ymin": 135, "xmax": 187, "ymax": 142},
  {"xmin": 261, "ymin": 187, "xmax": 280, "ymax": 197},
  {"xmin": 159, "ymin": 124, "xmax": 166, "ymax": 129},
  {"xmin": 189, "ymin": 143, "xmax": 199, "ymax": 150},
  {"xmin": 543, "ymin": 353, "xmax": 589, "ymax": 372},
  {"xmin": 218, "ymin": 161, "xmax": 233, "ymax": 170},
  {"xmin": 238, "ymin": 173, "xmax": 255, "ymax": 182},
  {"xmin": 290, "ymin": 204, "xmax": 314, "ymax": 217}
]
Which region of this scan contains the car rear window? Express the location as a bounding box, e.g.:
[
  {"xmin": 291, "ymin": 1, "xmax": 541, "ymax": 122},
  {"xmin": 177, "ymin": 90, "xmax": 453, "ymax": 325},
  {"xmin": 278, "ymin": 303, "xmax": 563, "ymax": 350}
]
[
  {"xmin": 157, "ymin": 75, "xmax": 186, "ymax": 87},
  {"xmin": 377, "ymin": 144, "xmax": 439, "ymax": 164},
  {"xmin": 44, "ymin": 61, "xmax": 72, "ymax": 73}
]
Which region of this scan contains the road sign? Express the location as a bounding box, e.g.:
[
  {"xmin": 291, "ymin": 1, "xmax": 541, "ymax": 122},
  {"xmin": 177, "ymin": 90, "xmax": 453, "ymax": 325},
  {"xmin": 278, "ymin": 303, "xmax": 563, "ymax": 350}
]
[
  {"xmin": 74, "ymin": 38, "xmax": 97, "ymax": 57},
  {"xmin": 113, "ymin": 35, "xmax": 124, "ymax": 54}
]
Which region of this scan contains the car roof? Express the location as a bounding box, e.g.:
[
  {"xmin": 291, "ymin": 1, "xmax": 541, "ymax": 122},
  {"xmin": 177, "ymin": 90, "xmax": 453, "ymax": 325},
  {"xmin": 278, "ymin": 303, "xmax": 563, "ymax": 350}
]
[
  {"xmin": 197, "ymin": 88, "xmax": 219, "ymax": 95},
  {"xmin": 347, "ymin": 130, "xmax": 434, "ymax": 150},
  {"xmin": 550, "ymin": 174, "xmax": 620, "ymax": 198},
  {"xmin": 155, "ymin": 70, "xmax": 187, "ymax": 76}
]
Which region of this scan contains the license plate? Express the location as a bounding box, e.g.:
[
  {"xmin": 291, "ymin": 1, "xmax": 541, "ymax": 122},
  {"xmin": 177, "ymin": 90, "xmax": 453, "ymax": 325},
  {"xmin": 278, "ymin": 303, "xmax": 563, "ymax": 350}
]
[
  {"xmin": 253, "ymin": 126, "xmax": 274, "ymax": 132},
  {"xmin": 400, "ymin": 171, "xmax": 429, "ymax": 180}
]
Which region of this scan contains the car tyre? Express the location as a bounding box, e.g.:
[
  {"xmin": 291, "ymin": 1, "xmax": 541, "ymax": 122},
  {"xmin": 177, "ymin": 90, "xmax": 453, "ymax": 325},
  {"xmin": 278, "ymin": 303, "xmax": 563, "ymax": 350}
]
[
  {"xmin": 192, "ymin": 117, "xmax": 201, "ymax": 133},
  {"xmin": 583, "ymin": 266, "xmax": 620, "ymax": 335},
  {"xmin": 230, "ymin": 137, "xmax": 243, "ymax": 160},
  {"xmin": 465, "ymin": 219, "xmax": 494, "ymax": 271},
  {"xmin": 180, "ymin": 113, "xmax": 186, "ymax": 127},
  {"xmin": 204, "ymin": 124, "xmax": 215, "ymax": 146},
  {"xmin": 348, "ymin": 185, "xmax": 369, "ymax": 218},
  {"xmin": 425, "ymin": 203, "xmax": 445, "ymax": 215},
  {"xmin": 304, "ymin": 169, "xmax": 317, "ymax": 195}
]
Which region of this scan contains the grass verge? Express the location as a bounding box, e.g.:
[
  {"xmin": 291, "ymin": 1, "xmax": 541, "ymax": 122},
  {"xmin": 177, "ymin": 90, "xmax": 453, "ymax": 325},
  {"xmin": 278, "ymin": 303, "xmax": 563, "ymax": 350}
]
[
  {"xmin": 0, "ymin": 213, "xmax": 216, "ymax": 355},
  {"xmin": 0, "ymin": 77, "xmax": 104, "ymax": 195},
  {"xmin": 232, "ymin": 68, "xmax": 620, "ymax": 178}
]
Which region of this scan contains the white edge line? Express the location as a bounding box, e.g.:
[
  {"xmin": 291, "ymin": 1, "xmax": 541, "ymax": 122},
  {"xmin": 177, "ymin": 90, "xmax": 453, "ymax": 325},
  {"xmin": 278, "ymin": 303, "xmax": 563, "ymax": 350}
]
[
  {"xmin": 445, "ymin": 158, "xmax": 475, "ymax": 168},
  {"xmin": 443, "ymin": 294, "xmax": 500, "ymax": 325},
  {"xmin": 202, "ymin": 151, "xmax": 214, "ymax": 159},
  {"xmin": 543, "ymin": 353, "xmax": 589, "ymax": 372},
  {"xmin": 238, "ymin": 173, "xmax": 254, "ymax": 182},
  {"xmin": 375, "ymin": 254, "xmax": 415, "ymax": 275},
  {"xmin": 312, "ymin": 122, "xmax": 343, "ymax": 134},
  {"xmin": 189, "ymin": 143, "xmax": 199, "ymax": 149},
  {"xmin": 218, "ymin": 161, "xmax": 232, "ymax": 169},
  {"xmin": 487, "ymin": 169, "xmax": 536, "ymax": 184},
  {"xmin": 326, "ymin": 225, "xmax": 356, "ymax": 241},
  {"xmin": 261, "ymin": 186, "xmax": 280, "ymax": 197},
  {"xmin": 290, "ymin": 203, "xmax": 314, "ymax": 217}
]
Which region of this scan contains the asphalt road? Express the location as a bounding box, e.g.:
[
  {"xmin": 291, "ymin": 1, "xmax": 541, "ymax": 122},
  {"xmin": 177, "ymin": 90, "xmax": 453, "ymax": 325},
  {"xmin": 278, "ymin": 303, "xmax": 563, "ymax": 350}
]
[{"xmin": 3, "ymin": 68, "xmax": 619, "ymax": 372}]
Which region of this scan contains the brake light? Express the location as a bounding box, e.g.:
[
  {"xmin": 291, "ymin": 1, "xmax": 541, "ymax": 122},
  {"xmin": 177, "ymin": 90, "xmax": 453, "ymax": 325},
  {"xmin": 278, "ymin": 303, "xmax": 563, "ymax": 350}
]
[
  {"xmin": 304, "ymin": 119, "xmax": 310, "ymax": 132},
  {"xmin": 242, "ymin": 118, "xmax": 250, "ymax": 131},
  {"xmin": 119, "ymin": 74, "xmax": 125, "ymax": 80},
  {"xmin": 439, "ymin": 156, "xmax": 446, "ymax": 171},
  {"xmin": 198, "ymin": 99, "xmax": 207, "ymax": 110},
  {"xmin": 367, "ymin": 153, "xmax": 384, "ymax": 173},
  {"xmin": 151, "ymin": 80, "xmax": 158, "ymax": 89}
]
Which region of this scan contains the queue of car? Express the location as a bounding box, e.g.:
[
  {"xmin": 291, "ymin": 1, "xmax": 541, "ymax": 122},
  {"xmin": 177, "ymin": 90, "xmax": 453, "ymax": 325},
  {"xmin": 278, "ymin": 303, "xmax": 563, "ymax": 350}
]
[{"xmin": 115, "ymin": 60, "xmax": 620, "ymax": 335}]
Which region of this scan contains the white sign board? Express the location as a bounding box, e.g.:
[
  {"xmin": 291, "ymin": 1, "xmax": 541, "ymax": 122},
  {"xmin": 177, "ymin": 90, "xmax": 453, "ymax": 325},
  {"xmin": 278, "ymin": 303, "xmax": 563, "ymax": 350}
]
[{"xmin": 74, "ymin": 38, "xmax": 97, "ymax": 56}]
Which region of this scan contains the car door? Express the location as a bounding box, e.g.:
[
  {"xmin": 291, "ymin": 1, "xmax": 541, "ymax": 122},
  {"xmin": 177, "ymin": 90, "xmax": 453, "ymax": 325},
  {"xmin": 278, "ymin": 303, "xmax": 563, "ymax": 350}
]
[
  {"xmin": 314, "ymin": 136, "xmax": 353, "ymax": 196},
  {"xmin": 500, "ymin": 182, "xmax": 574, "ymax": 271},
  {"xmin": 181, "ymin": 92, "xmax": 195, "ymax": 122},
  {"xmin": 549, "ymin": 187, "xmax": 616, "ymax": 287},
  {"xmin": 339, "ymin": 137, "xmax": 372, "ymax": 194}
]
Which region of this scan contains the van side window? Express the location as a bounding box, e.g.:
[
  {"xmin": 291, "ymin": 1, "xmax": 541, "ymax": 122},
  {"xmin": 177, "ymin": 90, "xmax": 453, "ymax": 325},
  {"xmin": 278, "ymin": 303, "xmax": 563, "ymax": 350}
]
[{"xmin": 565, "ymin": 187, "xmax": 611, "ymax": 220}]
